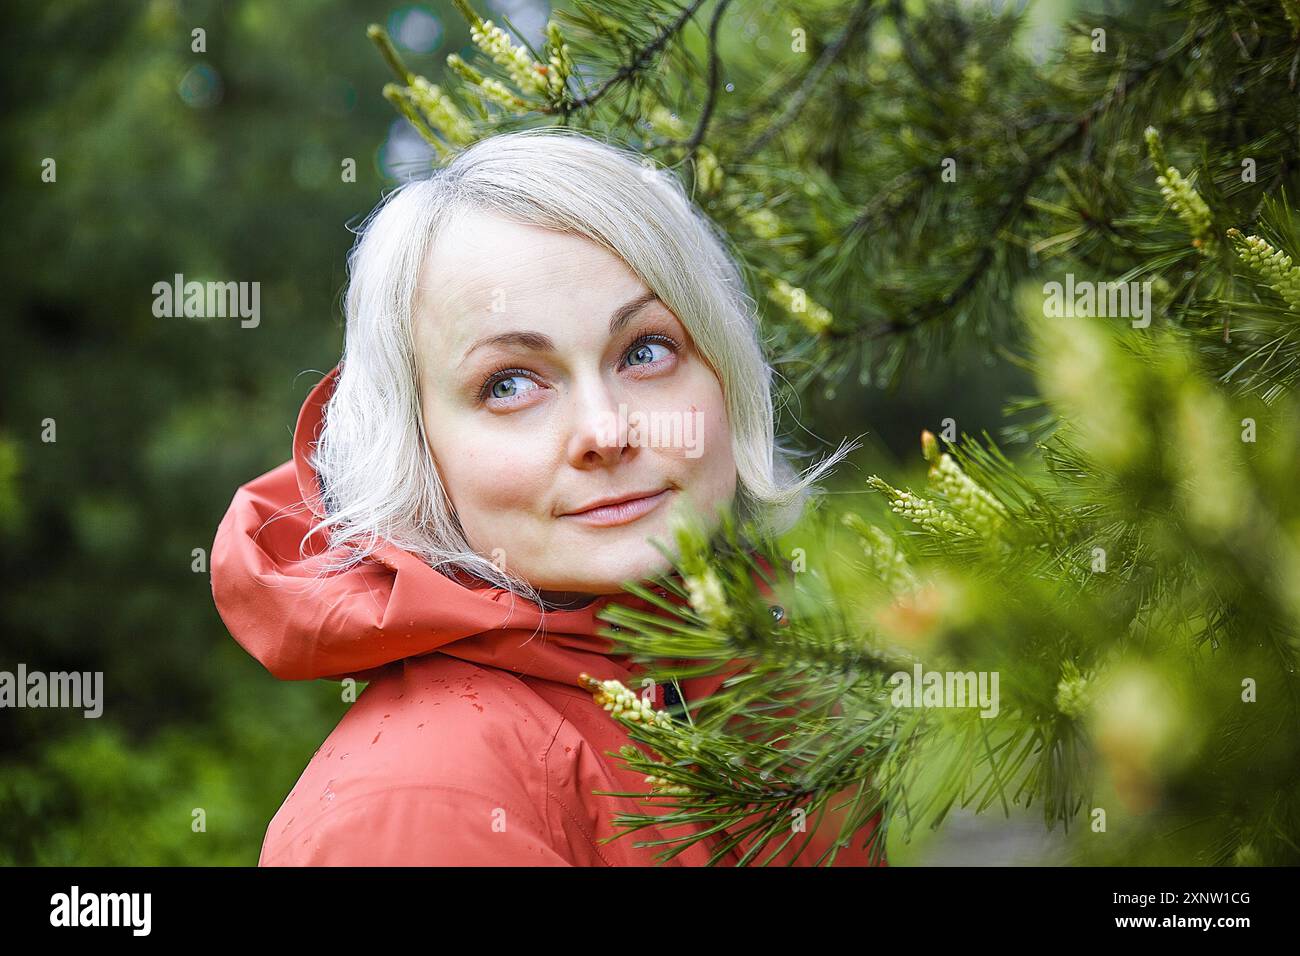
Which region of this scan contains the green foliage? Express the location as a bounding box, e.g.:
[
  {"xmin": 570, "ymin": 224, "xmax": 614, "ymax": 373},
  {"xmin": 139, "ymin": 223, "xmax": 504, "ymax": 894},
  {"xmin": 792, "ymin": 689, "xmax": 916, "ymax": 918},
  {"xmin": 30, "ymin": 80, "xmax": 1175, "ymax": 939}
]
[
  {"xmin": 595, "ymin": 312, "xmax": 1300, "ymax": 864},
  {"xmin": 370, "ymin": 0, "xmax": 1300, "ymax": 864},
  {"xmin": 8, "ymin": 0, "xmax": 1299, "ymax": 866},
  {"xmin": 379, "ymin": 0, "xmax": 1300, "ymax": 400},
  {"xmin": 0, "ymin": 646, "xmax": 349, "ymax": 865},
  {"xmin": 1, "ymin": 0, "xmax": 396, "ymax": 864}
]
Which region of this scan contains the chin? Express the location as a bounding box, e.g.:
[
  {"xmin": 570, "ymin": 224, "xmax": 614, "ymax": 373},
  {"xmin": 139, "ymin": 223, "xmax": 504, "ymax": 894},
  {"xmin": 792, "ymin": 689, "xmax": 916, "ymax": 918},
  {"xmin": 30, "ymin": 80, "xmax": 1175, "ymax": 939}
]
[{"xmin": 535, "ymin": 539, "xmax": 679, "ymax": 594}]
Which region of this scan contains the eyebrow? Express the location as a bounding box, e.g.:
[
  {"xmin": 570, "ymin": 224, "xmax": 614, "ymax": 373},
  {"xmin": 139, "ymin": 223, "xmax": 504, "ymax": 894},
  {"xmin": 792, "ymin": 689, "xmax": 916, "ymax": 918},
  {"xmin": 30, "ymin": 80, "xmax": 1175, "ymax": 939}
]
[{"xmin": 457, "ymin": 290, "xmax": 662, "ymax": 368}]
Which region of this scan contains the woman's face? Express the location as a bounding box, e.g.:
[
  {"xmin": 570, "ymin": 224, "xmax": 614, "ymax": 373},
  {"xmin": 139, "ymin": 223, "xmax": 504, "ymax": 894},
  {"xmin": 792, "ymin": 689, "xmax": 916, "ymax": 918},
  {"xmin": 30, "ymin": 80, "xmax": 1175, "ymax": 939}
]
[{"xmin": 413, "ymin": 210, "xmax": 738, "ymax": 599}]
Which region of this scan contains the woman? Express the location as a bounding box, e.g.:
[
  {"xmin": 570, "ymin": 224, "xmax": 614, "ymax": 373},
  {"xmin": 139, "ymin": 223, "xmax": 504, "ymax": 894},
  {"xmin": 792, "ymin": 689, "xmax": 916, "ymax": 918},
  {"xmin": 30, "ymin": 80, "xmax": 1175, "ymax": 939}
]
[{"xmin": 211, "ymin": 127, "xmax": 884, "ymax": 865}]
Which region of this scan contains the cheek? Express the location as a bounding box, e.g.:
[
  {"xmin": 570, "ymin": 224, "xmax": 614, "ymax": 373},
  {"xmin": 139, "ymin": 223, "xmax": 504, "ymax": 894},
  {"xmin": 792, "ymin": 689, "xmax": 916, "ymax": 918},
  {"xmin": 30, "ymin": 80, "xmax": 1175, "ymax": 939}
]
[
  {"xmin": 701, "ymin": 400, "xmax": 737, "ymax": 486},
  {"xmin": 690, "ymin": 372, "xmax": 733, "ymax": 465},
  {"xmin": 430, "ymin": 421, "xmax": 551, "ymax": 519},
  {"xmin": 654, "ymin": 372, "xmax": 736, "ymax": 487},
  {"xmin": 664, "ymin": 393, "xmax": 737, "ymax": 525}
]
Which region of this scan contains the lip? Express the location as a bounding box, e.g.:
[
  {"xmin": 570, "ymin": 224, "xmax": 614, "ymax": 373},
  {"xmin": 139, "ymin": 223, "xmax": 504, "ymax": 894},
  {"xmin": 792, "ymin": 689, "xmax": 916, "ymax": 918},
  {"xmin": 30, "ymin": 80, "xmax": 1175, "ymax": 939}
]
[{"xmin": 560, "ymin": 488, "xmax": 672, "ymax": 527}]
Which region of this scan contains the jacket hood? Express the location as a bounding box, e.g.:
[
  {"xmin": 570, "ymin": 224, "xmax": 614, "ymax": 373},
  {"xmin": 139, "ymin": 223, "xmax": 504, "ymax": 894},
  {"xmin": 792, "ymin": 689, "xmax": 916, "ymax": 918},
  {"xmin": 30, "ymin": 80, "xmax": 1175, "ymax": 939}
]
[{"xmin": 210, "ymin": 365, "xmax": 769, "ymax": 707}]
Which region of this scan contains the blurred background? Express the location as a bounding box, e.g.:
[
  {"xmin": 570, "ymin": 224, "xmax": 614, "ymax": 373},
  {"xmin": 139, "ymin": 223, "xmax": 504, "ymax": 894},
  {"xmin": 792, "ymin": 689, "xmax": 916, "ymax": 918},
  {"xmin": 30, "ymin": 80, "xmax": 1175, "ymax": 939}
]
[{"xmin": 0, "ymin": 0, "xmax": 1087, "ymax": 864}]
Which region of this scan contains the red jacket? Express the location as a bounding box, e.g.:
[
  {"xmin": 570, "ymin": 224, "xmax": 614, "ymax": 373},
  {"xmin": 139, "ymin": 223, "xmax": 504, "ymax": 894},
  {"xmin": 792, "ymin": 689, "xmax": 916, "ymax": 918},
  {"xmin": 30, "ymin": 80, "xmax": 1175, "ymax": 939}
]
[{"xmin": 211, "ymin": 366, "xmax": 887, "ymax": 866}]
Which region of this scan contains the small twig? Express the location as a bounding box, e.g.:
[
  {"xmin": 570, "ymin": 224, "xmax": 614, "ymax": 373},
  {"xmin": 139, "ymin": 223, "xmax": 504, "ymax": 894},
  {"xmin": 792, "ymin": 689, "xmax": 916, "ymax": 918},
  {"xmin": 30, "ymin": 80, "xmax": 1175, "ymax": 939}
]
[
  {"xmin": 565, "ymin": 0, "xmax": 711, "ymax": 114},
  {"xmin": 743, "ymin": 0, "xmax": 877, "ymax": 156},
  {"xmin": 849, "ymin": 22, "xmax": 1212, "ymax": 342},
  {"xmin": 889, "ymin": 0, "xmax": 939, "ymax": 93},
  {"xmin": 684, "ymin": 0, "xmax": 733, "ymax": 155},
  {"xmin": 846, "ymin": 168, "xmax": 926, "ymax": 237}
]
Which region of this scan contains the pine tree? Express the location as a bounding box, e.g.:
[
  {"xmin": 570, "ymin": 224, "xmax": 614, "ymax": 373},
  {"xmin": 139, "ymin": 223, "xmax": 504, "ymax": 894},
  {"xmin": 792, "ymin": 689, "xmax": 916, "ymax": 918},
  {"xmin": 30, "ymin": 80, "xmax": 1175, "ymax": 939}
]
[{"xmin": 367, "ymin": 0, "xmax": 1300, "ymax": 865}]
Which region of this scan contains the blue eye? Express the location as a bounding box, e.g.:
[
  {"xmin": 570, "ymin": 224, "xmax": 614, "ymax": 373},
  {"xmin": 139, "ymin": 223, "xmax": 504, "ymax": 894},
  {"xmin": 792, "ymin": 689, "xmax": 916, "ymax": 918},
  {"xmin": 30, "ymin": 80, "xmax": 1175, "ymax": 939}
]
[
  {"xmin": 478, "ymin": 369, "xmax": 538, "ymax": 403},
  {"xmin": 624, "ymin": 335, "xmax": 676, "ymax": 367},
  {"xmin": 486, "ymin": 374, "xmax": 535, "ymax": 400},
  {"xmin": 629, "ymin": 340, "xmax": 670, "ymax": 361},
  {"xmin": 476, "ymin": 332, "xmax": 680, "ymax": 406}
]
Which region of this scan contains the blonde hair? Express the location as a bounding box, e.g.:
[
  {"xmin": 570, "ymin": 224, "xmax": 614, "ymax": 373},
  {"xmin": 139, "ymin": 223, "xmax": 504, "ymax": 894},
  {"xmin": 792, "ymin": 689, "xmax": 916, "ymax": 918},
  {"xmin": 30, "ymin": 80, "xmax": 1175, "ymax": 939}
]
[{"xmin": 308, "ymin": 126, "xmax": 858, "ymax": 606}]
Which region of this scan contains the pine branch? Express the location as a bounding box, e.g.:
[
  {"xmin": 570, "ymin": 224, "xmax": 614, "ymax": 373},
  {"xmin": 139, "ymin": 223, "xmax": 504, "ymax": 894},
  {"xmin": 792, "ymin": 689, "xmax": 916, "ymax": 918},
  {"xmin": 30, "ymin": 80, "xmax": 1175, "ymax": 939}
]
[
  {"xmin": 563, "ymin": 0, "xmax": 711, "ymax": 114},
  {"xmin": 356, "ymin": 1, "xmax": 1300, "ymax": 865},
  {"xmin": 682, "ymin": 0, "xmax": 731, "ymax": 155},
  {"xmin": 853, "ymin": 20, "xmax": 1213, "ymax": 343},
  {"xmin": 742, "ymin": 0, "xmax": 878, "ymax": 156}
]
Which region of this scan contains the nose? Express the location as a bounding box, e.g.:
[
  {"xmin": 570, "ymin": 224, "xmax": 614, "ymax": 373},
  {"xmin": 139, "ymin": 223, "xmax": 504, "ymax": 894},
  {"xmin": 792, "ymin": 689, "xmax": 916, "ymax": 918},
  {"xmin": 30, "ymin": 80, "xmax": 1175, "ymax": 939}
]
[{"xmin": 563, "ymin": 372, "xmax": 635, "ymax": 469}]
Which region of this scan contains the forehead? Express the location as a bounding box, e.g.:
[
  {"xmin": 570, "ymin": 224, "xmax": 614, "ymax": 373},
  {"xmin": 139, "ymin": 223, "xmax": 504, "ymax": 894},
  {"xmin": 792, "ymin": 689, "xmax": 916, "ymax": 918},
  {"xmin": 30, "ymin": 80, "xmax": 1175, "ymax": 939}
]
[{"xmin": 417, "ymin": 210, "xmax": 645, "ymax": 331}]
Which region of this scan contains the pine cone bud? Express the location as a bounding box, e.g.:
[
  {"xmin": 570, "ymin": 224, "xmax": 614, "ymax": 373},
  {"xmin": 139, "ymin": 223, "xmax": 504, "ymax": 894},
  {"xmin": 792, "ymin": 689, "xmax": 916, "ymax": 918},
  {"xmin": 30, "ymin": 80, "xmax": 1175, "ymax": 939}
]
[
  {"xmin": 867, "ymin": 476, "xmax": 974, "ymax": 536},
  {"xmin": 842, "ymin": 512, "xmax": 919, "ymax": 594},
  {"xmin": 1055, "ymin": 662, "xmax": 1093, "ymax": 719},
  {"xmin": 685, "ymin": 567, "xmax": 733, "ymax": 631},
  {"xmin": 469, "ymin": 19, "xmax": 549, "ymax": 98},
  {"xmin": 1145, "ymin": 127, "xmax": 1214, "ymax": 252},
  {"xmin": 579, "ymin": 674, "xmax": 674, "ymax": 728},
  {"xmin": 767, "ymin": 277, "xmax": 833, "ymax": 335},
  {"xmin": 1155, "ymin": 165, "xmax": 1215, "ymax": 250},
  {"xmin": 1227, "ymin": 228, "xmax": 1300, "ymax": 312},
  {"xmin": 445, "ymin": 53, "xmax": 484, "ymax": 86},
  {"xmin": 407, "ymin": 77, "xmax": 474, "ymax": 145},
  {"xmin": 920, "ymin": 429, "xmax": 939, "ymax": 463},
  {"xmin": 927, "ymin": 454, "xmax": 1008, "ymax": 537}
]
